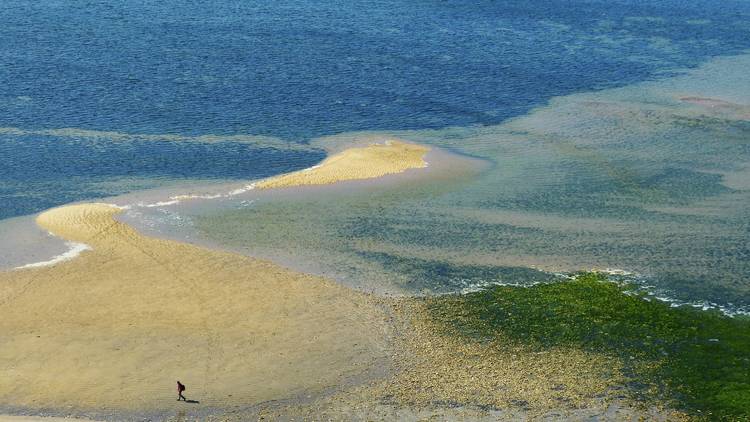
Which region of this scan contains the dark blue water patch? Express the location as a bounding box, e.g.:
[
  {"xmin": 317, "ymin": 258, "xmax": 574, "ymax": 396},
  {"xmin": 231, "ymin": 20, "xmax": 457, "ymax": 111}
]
[
  {"xmin": 345, "ymin": 209, "xmax": 549, "ymax": 252},
  {"xmin": 354, "ymin": 250, "xmax": 560, "ymax": 293},
  {"xmin": 478, "ymin": 166, "xmax": 736, "ymax": 218},
  {"xmin": 0, "ymin": 0, "xmax": 749, "ymax": 140},
  {"xmin": 0, "ymin": 135, "xmax": 326, "ymax": 220}
]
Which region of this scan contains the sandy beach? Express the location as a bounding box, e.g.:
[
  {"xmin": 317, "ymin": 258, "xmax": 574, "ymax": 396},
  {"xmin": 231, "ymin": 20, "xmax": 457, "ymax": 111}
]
[
  {"xmin": 0, "ymin": 141, "xmax": 429, "ymax": 417},
  {"xmin": 4, "ymin": 0, "xmax": 750, "ymax": 415},
  {"xmin": 0, "ymin": 201, "xmax": 392, "ymax": 413}
]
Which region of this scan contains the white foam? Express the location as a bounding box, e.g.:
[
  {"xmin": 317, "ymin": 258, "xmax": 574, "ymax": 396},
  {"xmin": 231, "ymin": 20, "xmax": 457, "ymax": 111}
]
[
  {"xmin": 116, "ymin": 181, "xmax": 260, "ymax": 218},
  {"xmin": 171, "ymin": 193, "xmax": 224, "ymax": 200},
  {"xmin": 589, "ymin": 270, "xmax": 750, "ymax": 317},
  {"xmin": 15, "ymin": 241, "xmax": 92, "ymax": 270},
  {"xmin": 108, "ymin": 203, "xmax": 132, "ymax": 210},
  {"xmin": 239, "ymin": 200, "xmax": 255, "ymax": 207},
  {"xmin": 598, "ymin": 268, "xmax": 635, "ymax": 276},
  {"xmin": 457, "ymin": 268, "xmax": 750, "ymax": 317},
  {"xmin": 301, "ymin": 164, "xmax": 322, "ymax": 173},
  {"xmin": 135, "ymin": 183, "xmax": 257, "ymax": 209},
  {"xmin": 227, "ymin": 183, "xmax": 256, "ymax": 196},
  {"xmin": 143, "ymin": 200, "xmax": 181, "ymax": 208},
  {"xmin": 459, "ymin": 279, "xmax": 546, "ymax": 294}
]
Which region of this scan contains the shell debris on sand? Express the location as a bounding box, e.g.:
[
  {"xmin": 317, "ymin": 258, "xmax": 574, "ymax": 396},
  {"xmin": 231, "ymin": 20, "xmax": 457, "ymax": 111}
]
[
  {"xmin": 363, "ymin": 300, "xmax": 625, "ymax": 412},
  {"xmin": 244, "ymin": 299, "xmax": 690, "ymax": 421}
]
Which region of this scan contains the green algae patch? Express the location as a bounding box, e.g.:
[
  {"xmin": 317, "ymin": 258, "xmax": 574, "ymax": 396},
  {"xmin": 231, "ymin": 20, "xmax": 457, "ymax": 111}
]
[{"xmin": 427, "ymin": 273, "xmax": 750, "ymax": 419}]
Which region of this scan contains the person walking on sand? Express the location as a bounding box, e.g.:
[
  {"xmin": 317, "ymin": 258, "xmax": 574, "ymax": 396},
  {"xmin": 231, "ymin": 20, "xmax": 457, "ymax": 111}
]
[{"xmin": 177, "ymin": 381, "xmax": 186, "ymax": 401}]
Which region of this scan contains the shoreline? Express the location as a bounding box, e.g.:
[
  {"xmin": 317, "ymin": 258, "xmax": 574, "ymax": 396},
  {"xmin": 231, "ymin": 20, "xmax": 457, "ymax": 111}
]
[
  {"xmin": 118, "ymin": 145, "xmax": 487, "ymax": 296},
  {"xmin": 0, "ymin": 140, "xmax": 696, "ymax": 420},
  {"xmin": 6, "ymin": 136, "xmax": 743, "ymax": 318},
  {"xmin": 1, "ymin": 140, "xmax": 489, "ymax": 299},
  {"xmin": 0, "ymin": 140, "xmax": 426, "ymax": 419},
  {"xmin": 1, "ymin": 140, "xmax": 444, "ymax": 272}
]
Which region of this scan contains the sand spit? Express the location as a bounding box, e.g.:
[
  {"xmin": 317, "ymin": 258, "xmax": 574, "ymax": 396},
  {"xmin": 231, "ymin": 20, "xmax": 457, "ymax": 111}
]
[
  {"xmin": 255, "ymin": 140, "xmax": 429, "ymax": 189},
  {"xmin": 0, "ymin": 203, "xmax": 391, "ymax": 414}
]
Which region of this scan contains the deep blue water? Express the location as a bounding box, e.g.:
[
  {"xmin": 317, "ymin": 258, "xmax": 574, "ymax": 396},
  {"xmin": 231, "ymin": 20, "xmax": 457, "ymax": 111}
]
[
  {"xmin": 0, "ymin": 135, "xmax": 325, "ymax": 219},
  {"xmin": 1, "ymin": 0, "xmax": 750, "ymax": 219}
]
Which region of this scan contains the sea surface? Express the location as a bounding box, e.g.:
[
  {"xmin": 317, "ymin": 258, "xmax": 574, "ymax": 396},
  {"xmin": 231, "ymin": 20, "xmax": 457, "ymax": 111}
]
[{"xmin": 1, "ymin": 1, "xmax": 750, "ymax": 311}]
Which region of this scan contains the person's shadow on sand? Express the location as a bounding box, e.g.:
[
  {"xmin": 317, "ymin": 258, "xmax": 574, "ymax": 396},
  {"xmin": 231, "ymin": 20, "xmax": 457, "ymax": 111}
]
[{"xmin": 176, "ymin": 381, "xmax": 200, "ymax": 404}]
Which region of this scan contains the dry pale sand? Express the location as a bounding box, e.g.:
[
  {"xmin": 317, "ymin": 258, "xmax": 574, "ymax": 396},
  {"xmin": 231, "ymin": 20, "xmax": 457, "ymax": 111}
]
[
  {"xmin": 0, "ymin": 141, "xmax": 434, "ymax": 416},
  {"xmin": 0, "ymin": 203, "xmax": 391, "ymax": 413},
  {"xmin": 255, "ymin": 140, "xmax": 429, "ymax": 189}
]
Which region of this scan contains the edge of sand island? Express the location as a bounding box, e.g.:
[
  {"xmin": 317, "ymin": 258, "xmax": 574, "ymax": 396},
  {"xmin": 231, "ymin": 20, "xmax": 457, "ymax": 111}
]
[
  {"xmin": 0, "ymin": 140, "xmax": 444, "ymax": 272},
  {"xmin": 115, "ymin": 139, "xmax": 487, "ymax": 296}
]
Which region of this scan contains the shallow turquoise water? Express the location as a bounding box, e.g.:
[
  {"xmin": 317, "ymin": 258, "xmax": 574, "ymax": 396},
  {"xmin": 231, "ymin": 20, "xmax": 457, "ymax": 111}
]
[{"xmin": 192, "ymin": 55, "xmax": 750, "ymax": 311}]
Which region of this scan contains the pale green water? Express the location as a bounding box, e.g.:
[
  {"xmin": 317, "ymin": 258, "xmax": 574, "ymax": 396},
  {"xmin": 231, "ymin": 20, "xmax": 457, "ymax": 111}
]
[{"xmin": 192, "ymin": 54, "xmax": 750, "ymax": 310}]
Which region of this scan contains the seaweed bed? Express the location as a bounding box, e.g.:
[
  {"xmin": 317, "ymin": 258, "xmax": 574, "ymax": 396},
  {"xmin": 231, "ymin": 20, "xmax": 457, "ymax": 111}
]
[{"xmin": 427, "ymin": 273, "xmax": 750, "ymax": 420}]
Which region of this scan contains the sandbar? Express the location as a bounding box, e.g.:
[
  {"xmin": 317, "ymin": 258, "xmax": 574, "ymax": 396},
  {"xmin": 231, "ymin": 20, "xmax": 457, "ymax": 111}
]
[{"xmin": 255, "ymin": 140, "xmax": 429, "ymax": 189}]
